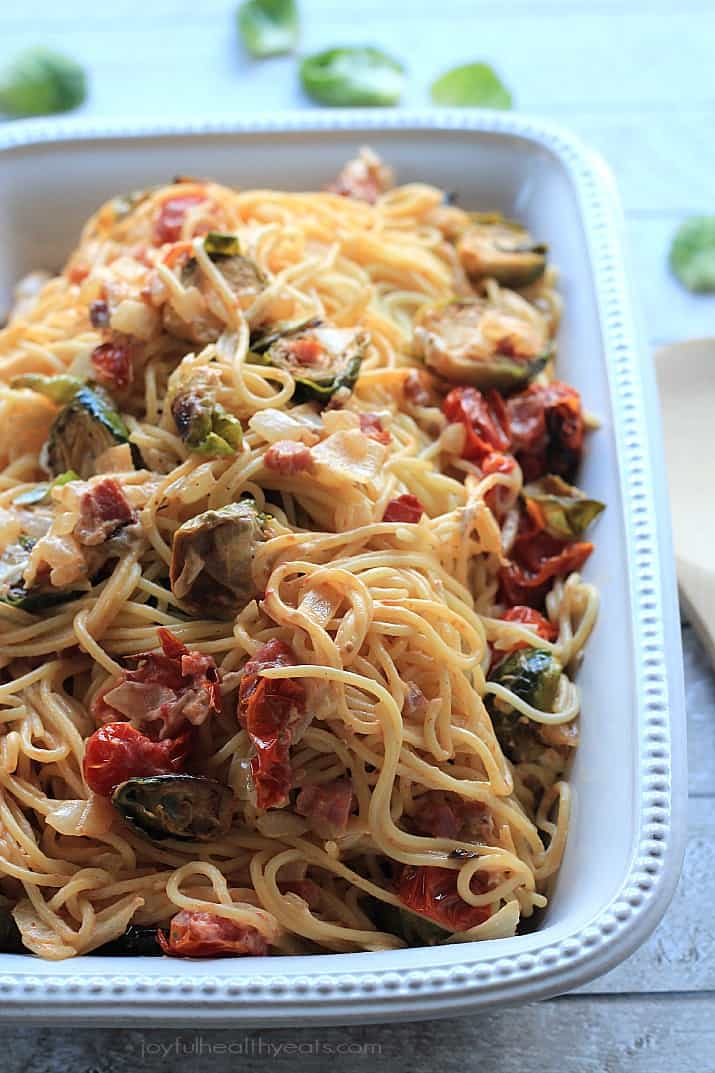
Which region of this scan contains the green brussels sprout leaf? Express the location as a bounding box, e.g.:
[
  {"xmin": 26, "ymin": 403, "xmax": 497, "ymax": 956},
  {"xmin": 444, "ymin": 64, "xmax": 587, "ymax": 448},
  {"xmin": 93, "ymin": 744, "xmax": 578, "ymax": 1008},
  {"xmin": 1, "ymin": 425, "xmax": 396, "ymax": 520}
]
[
  {"xmin": 669, "ymin": 216, "xmax": 715, "ymax": 293},
  {"xmin": 300, "ymin": 47, "xmax": 405, "ymax": 107},
  {"xmin": 431, "ymin": 62, "xmax": 512, "ymax": 109},
  {"xmin": 237, "ymin": 0, "xmax": 299, "ymax": 58}
]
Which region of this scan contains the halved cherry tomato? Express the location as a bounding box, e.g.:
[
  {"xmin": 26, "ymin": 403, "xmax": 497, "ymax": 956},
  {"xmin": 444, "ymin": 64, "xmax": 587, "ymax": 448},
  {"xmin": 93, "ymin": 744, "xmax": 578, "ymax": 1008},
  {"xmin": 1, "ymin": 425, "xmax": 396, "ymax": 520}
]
[
  {"xmin": 157, "ymin": 911, "xmax": 268, "ymax": 958},
  {"xmin": 238, "ymin": 639, "xmax": 306, "ymax": 810},
  {"xmin": 443, "ymin": 386, "xmax": 511, "ymax": 463},
  {"xmin": 83, "ymin": 722, "xmax": 191, "ymax": 797},
  {"xmin": 383, "ymin": 494, "xmax": 425, "ymax": 523},
  {"xmin": 502, "ymin": 605, "xmax": 558, "ymax": 645},
  {"xmin": 397, "ymin": 865, "xmax": 492, "ymax": 931},
  {"xmin": 507, "ymin": 380, "xmax": 583, "ymax": 481}
]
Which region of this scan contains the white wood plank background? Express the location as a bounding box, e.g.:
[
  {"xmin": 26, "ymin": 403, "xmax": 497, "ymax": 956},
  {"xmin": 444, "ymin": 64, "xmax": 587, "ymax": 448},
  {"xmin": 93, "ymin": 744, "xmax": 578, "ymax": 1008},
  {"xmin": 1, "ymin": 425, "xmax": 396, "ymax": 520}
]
[{"xmin": 2, "ymin": 2, "xmax": 714, "ymax": 1069}]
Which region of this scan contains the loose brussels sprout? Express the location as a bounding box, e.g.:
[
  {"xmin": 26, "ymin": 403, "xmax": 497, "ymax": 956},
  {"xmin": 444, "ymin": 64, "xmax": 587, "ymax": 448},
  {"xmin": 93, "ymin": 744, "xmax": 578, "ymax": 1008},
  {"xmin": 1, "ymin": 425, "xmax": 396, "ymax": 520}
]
[
  {"xmin": 524, "ymin": 475, "xmax": 605, "ymax": 540},
  {"xmin": 374, "ymin": 900, "xmax": 450, "ymax": 946},
  {"xmin": 45, "ymin": 386, "xmax": 132, "ymax": 479},
  {"xmin": 457, "ymin": 219, "xmax": 547, "ymax": 288},
  {"xmin": 171, "ymin": 382, "xmax": 242, "ymax": 457},
  {"xmin": 96, "ymin": 925, "xmax": 163, "ymax": 956},
  {"xmin": 13, "ymin": 470, "xmax": 79, "ymax": 507},
  {"xmin": 112, "ymin": 774, "xmax": 234, "ymax": 842},
  {"xmin": 414, "ymin": 298, "xmax": 550, "ymax": 391},
  {"xmin": 11, "ymin": 373, "xmax": 85, "ymax": 404},
  {"xmin": 0, "ymin": 906, "xmax": 24, "ymax": 952},
  {"xmin": 0, "ymin": 48, "xmax": 87, "ymax": 118},
  {"xmin": 489, "ymin": 649, "xmax": 562, "ymax": 764},
  {"xmin": 170, "ymin": 499, "xmax": 270, "ymax": 619},
  {"xmin": 261, "ymin": 325, "xmax": 367, "ymax": 401}
]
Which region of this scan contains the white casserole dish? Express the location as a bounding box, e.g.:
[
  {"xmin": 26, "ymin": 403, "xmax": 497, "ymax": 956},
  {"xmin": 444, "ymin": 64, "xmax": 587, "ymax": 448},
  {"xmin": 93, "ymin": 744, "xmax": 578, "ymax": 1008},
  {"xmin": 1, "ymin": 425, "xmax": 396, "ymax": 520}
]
[{"xmin": 0, "ymin": 111, "xmax": 687, "ymax": 1025}]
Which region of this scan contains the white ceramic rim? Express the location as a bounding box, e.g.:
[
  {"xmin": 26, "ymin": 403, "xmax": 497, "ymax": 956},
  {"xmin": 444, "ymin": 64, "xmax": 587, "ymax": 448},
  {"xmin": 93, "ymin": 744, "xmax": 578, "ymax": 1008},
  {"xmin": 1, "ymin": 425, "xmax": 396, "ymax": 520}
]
[{"xmin": 0, "ymin": 110, "xmax": 687, "ymax": 1025}]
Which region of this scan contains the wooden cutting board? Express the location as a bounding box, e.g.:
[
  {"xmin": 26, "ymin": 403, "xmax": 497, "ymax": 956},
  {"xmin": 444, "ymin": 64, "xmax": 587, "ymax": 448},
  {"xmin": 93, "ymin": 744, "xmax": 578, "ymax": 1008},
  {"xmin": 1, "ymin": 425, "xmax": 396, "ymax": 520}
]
[{"xmin": 654, "ymin": 338, "xmax": 715, "ymax": 667}]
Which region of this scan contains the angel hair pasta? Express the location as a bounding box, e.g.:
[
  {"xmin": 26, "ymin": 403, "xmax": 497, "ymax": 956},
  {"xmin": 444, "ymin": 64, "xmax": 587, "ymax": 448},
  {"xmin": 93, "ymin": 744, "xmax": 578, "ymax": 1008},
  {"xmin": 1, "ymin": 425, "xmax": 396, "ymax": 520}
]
[{"xmin": 0, "ymin": 148, "xmax": 603, "ymax": 960}]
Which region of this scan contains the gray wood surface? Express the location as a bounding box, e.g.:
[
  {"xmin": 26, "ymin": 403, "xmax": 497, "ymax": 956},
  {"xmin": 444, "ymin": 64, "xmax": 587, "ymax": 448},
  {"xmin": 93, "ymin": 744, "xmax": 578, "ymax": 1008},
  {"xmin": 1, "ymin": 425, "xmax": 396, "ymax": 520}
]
[{"xmin": 1, "ymin": 1, "xmax": 714, "ymax": 1069}]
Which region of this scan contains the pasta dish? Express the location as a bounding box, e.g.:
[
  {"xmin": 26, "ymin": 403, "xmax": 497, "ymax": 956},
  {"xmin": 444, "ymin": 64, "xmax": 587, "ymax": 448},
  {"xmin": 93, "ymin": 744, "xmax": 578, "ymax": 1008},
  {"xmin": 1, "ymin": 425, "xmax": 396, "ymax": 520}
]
[{"xmin": 0, "ymin": 150, "xmax": 603, "ymax": 960}]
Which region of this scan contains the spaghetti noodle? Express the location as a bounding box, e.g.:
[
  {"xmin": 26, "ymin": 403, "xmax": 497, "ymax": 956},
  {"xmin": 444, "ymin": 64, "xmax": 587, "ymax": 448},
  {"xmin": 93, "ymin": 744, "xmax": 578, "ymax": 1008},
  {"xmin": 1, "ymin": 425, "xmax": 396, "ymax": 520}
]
[{"xmin": 0, "ymin": 149, "xmax": 602, "ymax": 960}]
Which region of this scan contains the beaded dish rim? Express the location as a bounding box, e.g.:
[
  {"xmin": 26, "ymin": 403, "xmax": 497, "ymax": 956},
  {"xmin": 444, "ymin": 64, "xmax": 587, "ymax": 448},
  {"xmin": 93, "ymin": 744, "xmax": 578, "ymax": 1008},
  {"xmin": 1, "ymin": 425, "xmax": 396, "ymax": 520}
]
[{"xmin": 0, "ymin": 111, "xmax": 687, "ymax": 1024}]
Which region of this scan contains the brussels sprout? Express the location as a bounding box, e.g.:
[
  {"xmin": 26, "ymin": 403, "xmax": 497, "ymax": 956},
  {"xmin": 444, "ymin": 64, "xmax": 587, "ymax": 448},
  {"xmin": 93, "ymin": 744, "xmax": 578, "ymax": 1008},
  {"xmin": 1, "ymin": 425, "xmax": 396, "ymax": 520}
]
[
  {"xmin": 300, "ymin": 46, "xmax": 405, "ymax": 107},
  {"xmin": 171, "ymin": 391, "xmax": 243, "ymax": 457},
  {"xmin": 431, "ymin": 62, "xmax": 512, "ymax": 110},
  {"xmin": 524, "ymin": 475, "xmax": 605, "ymax": 540},
  {"xmin": 203, "ymin": 232, "xmax": 242, "ymax": 258},
  {"xmin": 163, "ymin": 247, "xmax": 265, "ymax": 346},
  {"xmin": 112, "ymin": 774, "xmax": 234, "ymax": 842},
  {"xmin": 12, "ymin": 470, "xmax": 79, "ymax": 507},
  {"xmin": 262, "ymin": 325, "xmax": 367, "ymax": 401},
  {"xmin": 457, "ymin": 220, "xmax": 547, "ymax": 288},
  {"xmin": 170, "ymin": 499, "xmax": 270, "ymax": 619},
  {"xmin": 95, "ymin": 925, "xmax": 163, "ymax": 956},
  {"xmin": 489, "ymin": 649, "xmax": 562, "ymax": 764},
  {"xmin": 251, "ymin": 315, "xmax": 323, "ymax": 354},
  {"xmin": 45, "ymin": 386, "xmax": 132, "ymax": 479},
  {"xmin": 0, "ymin": 48, "xmax": 87, "ymax": 118},
  {"xmin": 0, "ymin": 529, "xmax": 81, "ymax": 612},
  {"xmin": 374, "ymin": 901, "xmax": 450, "ymax": 946},
  {"xmin": 11, "ymin": 373, "xmax": 84, "ymax": 404},
  {"xmin": 669, "ymin": 215, "xmax": 715, "ymax": 293},
  {"xmin": 491, "ymin": 648, "xmax": 561, "ymax": 711},
  {"xmin": 0, "ymin": 906, "xmax": 23, "ymax": 952},
  {"xmin": 414, "ymin": 298, "xmax": 550, "ymax": 391},
  {"xmin": 0, "ymin": 583, "xmax": 81, "ymax": 613}
]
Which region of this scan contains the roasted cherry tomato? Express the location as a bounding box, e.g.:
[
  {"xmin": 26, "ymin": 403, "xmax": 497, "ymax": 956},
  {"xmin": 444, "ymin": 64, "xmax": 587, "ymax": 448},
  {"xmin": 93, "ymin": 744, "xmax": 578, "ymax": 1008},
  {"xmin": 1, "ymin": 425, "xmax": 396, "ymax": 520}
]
[
  {"xmin": 383, "ymin": 494, "xmax": 425, "ymax": 523},
  {"xmin": 397, "ymin": 865, "xmax": 492, "ymax": 932},
  {"xmin": 83, "ymin": 722, "xmax": 191, "ymax": 797},
  {"xmin": 157, "ymin": 911, "xmax": 268, "ymax": 958}
]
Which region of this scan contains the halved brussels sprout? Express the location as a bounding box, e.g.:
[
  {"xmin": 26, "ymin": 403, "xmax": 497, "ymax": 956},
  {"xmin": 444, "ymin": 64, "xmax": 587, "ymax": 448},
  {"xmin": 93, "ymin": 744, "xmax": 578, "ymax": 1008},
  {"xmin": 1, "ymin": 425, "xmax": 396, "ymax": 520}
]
[
  {"xmin": 414, "ymin": 298, "xmax": 550, "ymax": 391},
  {"xmin": 491, "ymin": 648, "xmax": 561, "ymax": 711},
  {"xmin": 96, "ymin": 925, "xmax": 163, "ymax": 956},
  {"xmin": 374, "ymin": 900, "xmax": 450, "ymax": 946},
  {"xmin": 169, "ymin": 499, "xmax": 270, "ymax": 619},
  {"xmin": 457, "ymin": 219, "xmax": 547, "ymax": 288},
  {"xmin": 112, "ymin": 774, "xmax": 234, "ymax": 841},
  {"xmin": 0, "ymin": 583, "xmax": 81, "ymax": 612},
  {"xmin": 11, "ymin": 372, "xmax": 84, "ymax": 404},
  {"xmin": 162, "ymin": 238, "xmax": 265, "ymax": 346},
  {"xmin": 261, "ymin": 325, "xmax": 367, "ymax": 401},
  {"xmin": 251, "ymin": 315, "xmax": 323, "ymax": 354},
  {"xmin": 110, "ymin": 187, "xmax": 154, "ymax": 221},
  {"xmin": 0, "ymin": 528, "xmax": 82, "ymax": 612},
  {"xmin": 171, "ymin": 388, "xmax": 243, "ymax": 457},
  {"xmin": 489, "ymin": 649, "xmax": 562, "ymax": 764},
  {"xmin": 524, "ymin": 474, "xmax": 605, "ymax": 540},
  {"xmin": 45, "ymin": 385, "xmax": 132, "ymax": 479}
]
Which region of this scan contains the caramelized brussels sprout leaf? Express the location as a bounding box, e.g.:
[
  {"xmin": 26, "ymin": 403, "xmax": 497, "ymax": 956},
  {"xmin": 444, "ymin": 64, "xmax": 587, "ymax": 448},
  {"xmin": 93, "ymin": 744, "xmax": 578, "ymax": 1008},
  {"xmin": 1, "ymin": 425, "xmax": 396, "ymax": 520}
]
[
  {"xmin": 95, "ymin": 925, "xmax": 163, "ymax": 956},
  {"xmin": 11, "ymin": 373, "xmax": 84, "ymax": 404},
  {"xmin": 112, "ymin": 775, "xmax": 234, "ymax": 842},
  {"xmin": 524, "ymin": 475, "xmax": 605, "ymax": 540},
  {"xmin": 12, "ymin": 470, "xmax": 79, "ymax": 507},
  {"xmin": 203, "ymin": 232, "xmax": 241, "ymax": 258},
  {"xmin": 170, "ymin": 499, "xmax": 270, "ymax": 619},
  {"xmin": 431, "ymin": 62, "xmax": 512, "ymax": 109},
  {"xmin": 45, "ymin": 386, "xmax": 132, "ymax": 479},
  {"xmin": 110, "ymin": 187, "xmax": 155, "ymax": 221},
  {"xmin": 374, "ymin": 900, "xmax": 451, "ymax": 946},
  {"xmin": 237, "ymin": 0, "xmax": 299, "ymax": 58},
  {"xmin": 0, "ymin": 906, "xmax": 24, "ymax": 952},
  {"xmin": 171, "ymin": 390, "xmax": 243, "ymax": 457}
]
